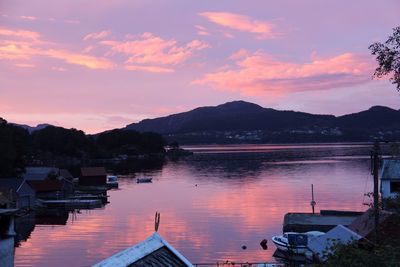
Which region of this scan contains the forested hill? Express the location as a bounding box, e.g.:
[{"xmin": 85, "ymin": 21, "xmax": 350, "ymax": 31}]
[{"xmin": 125, "ymin": 101, "xmax": 400, "ymax": 143}]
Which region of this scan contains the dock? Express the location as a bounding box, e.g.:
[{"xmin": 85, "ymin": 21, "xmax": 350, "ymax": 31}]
[
  {"xmin": 38, "ymin": 199, "xmax": 102, "ymax": 209},
  {"xmin": 283, "ymin": 210, "xmax": 363, "ymax": 232}
]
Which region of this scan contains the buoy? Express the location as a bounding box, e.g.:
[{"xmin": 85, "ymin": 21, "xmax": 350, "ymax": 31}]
[
  {"xmin": 241, "ymin": 245, "xmax": 247, "ymax": 250},
  {"xmin": 260, "ymin": 239, "xmax": 268, "ymax": 250}
]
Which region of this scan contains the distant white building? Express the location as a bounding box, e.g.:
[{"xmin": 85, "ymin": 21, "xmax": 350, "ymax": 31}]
[{"xmin": 380, "ymin": 159, "xmax": 400, "ymax": 199}]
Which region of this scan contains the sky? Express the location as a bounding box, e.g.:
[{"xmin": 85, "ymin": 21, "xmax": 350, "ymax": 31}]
[{"xmin": 1, "ymin": 0, "xmax": 400, "ymax": 133}]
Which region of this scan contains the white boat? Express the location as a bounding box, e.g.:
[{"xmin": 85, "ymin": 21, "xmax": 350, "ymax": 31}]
[
  {"xmin": 272, "ymin": 231, "xmax": 324, "ymax": 254},
  {"xmin": 136, "ymin": 177, "xmax": 152, "ymax": 183},
  {"xmin": 106, "ymin": 175, "xmax": 119, "ymax": 188}
]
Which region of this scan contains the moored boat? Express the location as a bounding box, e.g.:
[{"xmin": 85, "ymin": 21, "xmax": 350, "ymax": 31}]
[
  {"xmin": 136, "ymin": 177, "xmax": 152, "ymax": 183},
  {"xmin": 106, "ymin": 175, "xmax": 118, "ymax": 188},
  {"xmin": 272, "ymin": 231, "xmax": 324, "ymax": 254}
]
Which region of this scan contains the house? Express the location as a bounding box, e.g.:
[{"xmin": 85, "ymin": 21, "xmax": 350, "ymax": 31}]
[
  {"xmin": 80, "ymin": 167, "xmax": 107, "ymax": 186},
  {"xmin": 92, "ymin": 232, "xmax": 193, "ymax": 267},
  {"xmin": 380, "ymin": 159, "xmax": 400, "ymax": 199},
  {"xmin": 0, "ymin": 178, "xmax": 36, "ymax": 209},
  {"xmin": 22, "ymin": 167, "xmax": 74, "ymax": 199}
]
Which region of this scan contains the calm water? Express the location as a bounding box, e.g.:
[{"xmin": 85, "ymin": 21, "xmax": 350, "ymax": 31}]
[{"xmin": 14, "ymin": 144, "xmax": 375, "ymax": 266}]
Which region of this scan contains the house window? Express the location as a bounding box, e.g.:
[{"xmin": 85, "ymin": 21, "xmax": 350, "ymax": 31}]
[{"xmin": 390, "ymin": 181, "xmax": 400, "ymax": 193}]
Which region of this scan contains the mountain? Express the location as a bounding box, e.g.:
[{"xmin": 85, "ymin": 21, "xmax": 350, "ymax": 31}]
[
  {"xmin": 125, "ymin": 101, "xmax": 400, "ymax": 144},
  {"xmin": 12, "ymin": 123, "xmax": 52, "ymax": 133}
]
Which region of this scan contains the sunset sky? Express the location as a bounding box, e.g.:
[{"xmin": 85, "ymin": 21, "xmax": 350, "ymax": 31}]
[{"xmin": 1, "ymin": 0, "xmax": 400, "ymax": 133}]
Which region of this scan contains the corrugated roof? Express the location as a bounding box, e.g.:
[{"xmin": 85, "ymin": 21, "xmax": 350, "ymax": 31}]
[
  {"xmin": 307, "ymin": 225, "xmax": 362, "ymax": 262},
  {"xmin": 380, "ymin": 159, "xmax": 400, "ymax": 180},
  {"xmin": 92, "ymin": 232, "xmax": 193, "ymax": 267},
  {"xmin": 81, "ymin": 167, "xmax": 106, "ymax": 177},
  {"xmin": 27, "ymin": 180, "xmax": 63, "ymax": 192}
]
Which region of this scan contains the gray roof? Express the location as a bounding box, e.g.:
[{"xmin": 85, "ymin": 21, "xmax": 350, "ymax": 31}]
[
  {"xmin": 92, "ymin": 232, "xmax": 193, "ymax": 267},
  {"xmin": 23, "ymin": 167, "xmax": 59, "ymax": 181},
  {"xmin": 380, "ymin": 159, "xmax": 400, "ymax": 180},
  {"xmin": 307, "ymin": 225, "xmax": 362, "ymax": 262}
]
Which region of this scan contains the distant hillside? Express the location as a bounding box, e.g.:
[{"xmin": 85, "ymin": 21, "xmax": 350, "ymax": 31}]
[{"xmin": 125, "ymin": 101, "xmax": 400, "ymax": 144}]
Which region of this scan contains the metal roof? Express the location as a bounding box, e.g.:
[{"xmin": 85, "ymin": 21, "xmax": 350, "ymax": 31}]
[
  {"xmin": 92, "ymin": 232, "xmax": 193, "ymax": 267},
  {"xmin": 307, "ymin": 225, "xmax": 362, "ymax": 262},
  {"xmin": 380, "ymin": 159, "xmax": 400, "ymax": 180}
]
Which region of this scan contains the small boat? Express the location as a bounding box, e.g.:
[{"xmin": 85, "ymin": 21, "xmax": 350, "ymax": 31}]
[
  {"xmin": 136, "ymin": 177, "xmax": 152, "ymax": 183},
  {"xmin": 272, "ymin": 231, "xmax": 324, "ymax": 254},
  {"xmin": 106, "ymin": 175, "xmax": 119, "ymax": 188}
]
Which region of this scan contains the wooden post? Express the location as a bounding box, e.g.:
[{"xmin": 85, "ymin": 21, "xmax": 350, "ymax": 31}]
[
  {"xmin": 310, "ymin": 184, "xmax": 316, "ymax": 214},
  {"xmin": 372, "ymin": 141, "xmax": 380, "ymax": 244}
]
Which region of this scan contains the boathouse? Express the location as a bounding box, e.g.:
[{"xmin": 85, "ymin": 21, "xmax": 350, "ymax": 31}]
[
  {"xmin": 27, "ymin": 180, "xmax": 65, "ymax": 199},
  {"xmin": 0, "ymin": 178, "xmax": 36, "ymax": 209},
  {"xmin": 92, "ymin": 232, "xmax": 193, "ymax": 267},
  {"xmin": 380, "ymin": 159, "xmax": 400, "ymax": 199},
  {"xmin": 80, "ymin": 167, "xmax": 107, "ymax": 186}
]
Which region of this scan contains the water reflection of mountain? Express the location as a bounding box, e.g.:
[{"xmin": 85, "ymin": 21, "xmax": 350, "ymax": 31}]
[
  {"xmin": 177, "ymin": 145, "xmax": 376, "ymax": 183},
  {"xmin": 14, "ymin": 210, "xmax": 69, "ymax": 246}
]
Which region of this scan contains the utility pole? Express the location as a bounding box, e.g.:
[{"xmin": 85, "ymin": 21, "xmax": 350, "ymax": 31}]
[{"xmin": 372, "ymin": 141, "xmax": 380, "ymax": 244}]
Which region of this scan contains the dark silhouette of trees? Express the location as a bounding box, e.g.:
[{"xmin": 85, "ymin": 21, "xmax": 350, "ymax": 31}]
[
  {"xmin": 32, "ymin": 126, "xmax": 92, "ymax": 157},
  {"xmin": 96, "ymin": 129, "xmax": 165, "ymax": 155},
  {"xmin": 369, "ymin": 26, "xmax": 400, "ymax": 91},
  {"xmin": 0, "ymin": 118, "xmax": 30, "ymax": 177}
]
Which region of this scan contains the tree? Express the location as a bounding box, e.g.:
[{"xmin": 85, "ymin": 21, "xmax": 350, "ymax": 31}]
[
  {"xmin": 369, "ymin": 26, "xmax": 400, "ymax": 91},
  {"xmin": 0, "ymin": 118, "xmax": 30, "ymax": 177}
]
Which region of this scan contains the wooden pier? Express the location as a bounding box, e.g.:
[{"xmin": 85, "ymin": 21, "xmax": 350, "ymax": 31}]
[{"xmin": 38, "ymin": 199, "xmax": 102, "ymax": 209}]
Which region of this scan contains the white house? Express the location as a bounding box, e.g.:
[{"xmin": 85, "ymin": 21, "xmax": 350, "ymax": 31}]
[{"xmin": 380, "ymin": 159, "xmax": 400, "ymax": 199}]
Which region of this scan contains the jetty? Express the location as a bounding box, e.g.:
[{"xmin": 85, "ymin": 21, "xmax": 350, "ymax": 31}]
[
  {"xmin": 283, "ymin": 210, "xmax": 363, "ymax": 232},
  {"xmin": 38, "ymin": 199, "xmax": 102, "ymax": 209}
]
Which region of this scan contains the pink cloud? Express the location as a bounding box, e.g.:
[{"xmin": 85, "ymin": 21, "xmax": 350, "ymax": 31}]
[
  {"xmin": 199, "ymin": 12, "xmax": 278, "ymax": 39},
  {"xmin": 102, "ymin": 33, "xmax": 209, "ymax": 65},
  {"xmin": 0, "ymin": 28, "xmax": 40, "ymax": 40},
  {"xmin": 125, "ymin": 65, "xmax": 174, "ymax": 73},
  {"xmin": 83, "ymin": 30, "xmax": 110, "ymax": 41},
  {"xmin": 0, "ymin": 27, "xmax": 115, "ymax": 69},
  {"xmin": 100, "ymin": 32, "xmax": 209, "ymax": 72},
  {"xmin": 195, "ymin": 25, "xmax": 210, "ymax": 36},
  {"xmin": 15, "ymin": 63, "xmax": 35, "ymax": 68},
  {"xmin": 18, "ymin": 15, "xmax": 37, "ymax": 21},
  {"xmin": 193, "ymin": 50, "xmax": 375, "ymax": 95}
]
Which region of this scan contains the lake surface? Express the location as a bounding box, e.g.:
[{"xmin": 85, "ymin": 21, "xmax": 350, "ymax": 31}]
[{"xmin": 14, "ymin": 144, "xmax": 375, "ymax": 266}]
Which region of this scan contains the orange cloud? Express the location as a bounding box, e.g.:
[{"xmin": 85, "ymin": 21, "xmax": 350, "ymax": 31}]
[
  {"xmin": 193, "ymin": 50, "xmax": 374, "ymax": 95},
  {"xmin": 199, "ymin": 12, "xmax": 277, "ymax": 39},
  {"xmin": 83, "ymin": 30, "xmax": 110, "ymax": 41}
]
